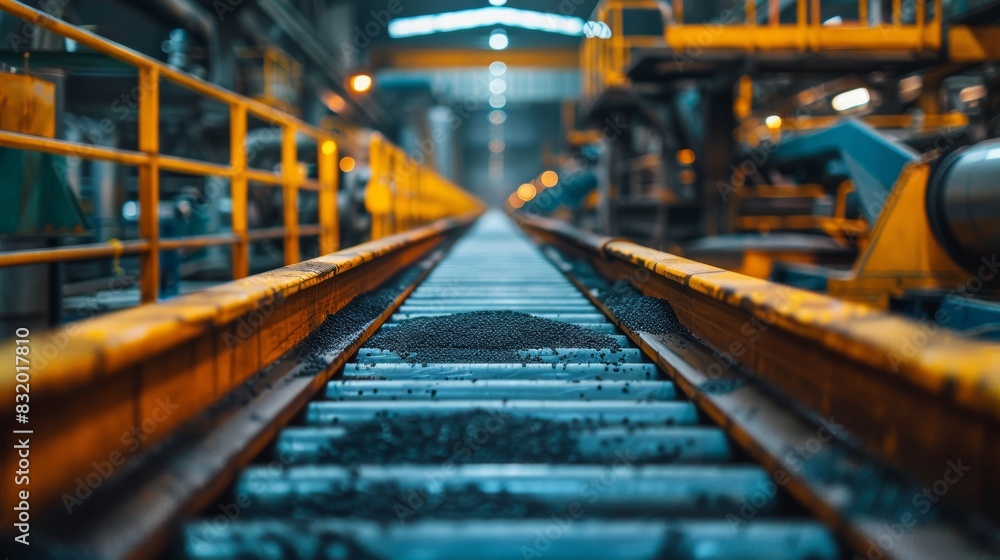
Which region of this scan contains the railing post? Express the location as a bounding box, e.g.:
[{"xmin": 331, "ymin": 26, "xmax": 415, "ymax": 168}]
[
  {"xmin": 797, "ymin": 0, "xmax": 807, "ymax": 50},
  {"xmin": 281, "ymin": 125, "xmax": 300, "ymax": 265},
  {"xmin": 746, "ymin": 0, "xmax": 756, "ymax": 26},
  {"xmin": 859, "ymin": 0, "xmax": 868, "ymax": 26},
  {"xmin": 230, "ymin": 103, "xmax": 249, "ymax": 278},
  {"xmin": 318, "ymin": 139, "xmax": 339, "ymax": 255},
  {"xmin": 138, "ymin": 66, "xmax": 160, "ymax": 303}
]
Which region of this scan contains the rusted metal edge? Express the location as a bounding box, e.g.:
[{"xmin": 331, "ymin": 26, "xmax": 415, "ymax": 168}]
[
  {"xmin": 518, "ymin": 215, "xmax": 1000, "ymax": 523},
  {"xmin": 517, "ymin": 215, "xmax": 1000, "ymax": 419},
  {"xmin": 0, "ymin": 211, "xmax": 479, "ymax": 399},
  {"xmin": 539, "ymin": 244, "xmax": 1000, "ymax": 560},
  {"xmin": 512, "ymin": 214, "xmax": 623, "ymax": 257},
  {"xmin": 0, "ymin": 212, "xmax": 480, "ymax": 530},
  {"xmin": 38, "ymin": 243, "xmax": 456, "ymax": 560}
]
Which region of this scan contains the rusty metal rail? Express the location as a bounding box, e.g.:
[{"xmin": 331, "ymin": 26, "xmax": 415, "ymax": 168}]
[
  {"xmin": 0, "ymin": 212, "xmax": 480, "ymax": 549},
  {"xmin": 515, "ymin": 214, "xmax": 1000, "ymax": 525}
]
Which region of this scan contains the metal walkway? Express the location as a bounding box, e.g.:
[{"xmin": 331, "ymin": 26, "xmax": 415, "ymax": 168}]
[{"xmin": 182, "ymin": 213, "xmax": 838, "ymax": 559}]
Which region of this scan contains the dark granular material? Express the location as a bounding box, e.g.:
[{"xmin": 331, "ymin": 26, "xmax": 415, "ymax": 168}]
[
  {"xmin": 184, "ymin": 528, "xmax": 380, "ymax": 560},
  {"xmin": 598, "ymin": 280, "xmax": 688, "ymax": 337},
  {"xmin": 259, "ymin": 483, "xmax": 553, "ymax": 521},
  {"xmin": 295, "ymin": 268, "xmax": 423, "ymax": 377},
  {"xmin": 365, "ymin": 310, "xmax": 621, "ymax": 364},
  {"xmin": 312, "ymin": 410, "xmax": 583, "ymax": 465}
]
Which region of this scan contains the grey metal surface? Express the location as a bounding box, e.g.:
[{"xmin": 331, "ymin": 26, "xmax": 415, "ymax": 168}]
[
  {"xmin": 182, "ymin": 212, "xmax": 838, "ymax": 560},
  {"xmin": 184, "ymin": 520, "xmax": 838, "ymax": 560},
  {"xmin": 930, "ymin": 138, "xmax": 1000, "ymax": 268}
]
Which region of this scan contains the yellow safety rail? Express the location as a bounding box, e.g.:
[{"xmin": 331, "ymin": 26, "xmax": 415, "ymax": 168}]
[
  {"xmin": 0, "ymin": 0, "xmax": 340, "ymax": 303},
  {"xmin": 583, "ymin": 0, "xmax": 944, "ymax": 102},
  {"xmin": 366, "ymin": 134, "xmax": 485, "ymax": 240},
  {"xmin": 740, "ymin": 111, "xmax": 969, "ymax": 145},
  {"xmin": 667, "ymin": 0, "xmax": 942, "ymax": 53},
  {"xmin": 581, "ymin": 0, "xmax": 664, "ymax": 103}
]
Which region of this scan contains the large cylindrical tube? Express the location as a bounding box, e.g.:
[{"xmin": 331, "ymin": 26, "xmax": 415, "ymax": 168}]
[{"xmin": 927, "ymin": 139, "xmax": 1000, "ymax": 270}]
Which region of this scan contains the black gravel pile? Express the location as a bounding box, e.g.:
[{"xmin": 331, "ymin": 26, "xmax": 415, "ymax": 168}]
[
  {"xmin": 599, "ymin": 280, "xmax": 689, "ymax": 337},
  {"xmin": 312, "ymin": 410, "xmax": 583, "ymax": 465},
  {"xmin": 295, "ymin": 268, "xmax": 423, "ymax": 377},
  {"xmin": 261, "ymin": 483, "xmax": 553, "ymax": 521},
  {"xmin": 190, "ymin": 529, "xmax": 380, "ymax": 560},
  {"xmin": 365, "ymin": 310, "xmax": 621, "ymax": 364}
]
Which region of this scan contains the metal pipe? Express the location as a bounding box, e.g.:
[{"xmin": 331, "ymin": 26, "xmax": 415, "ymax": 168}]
[
  {"xmin": 927, "ymin": 139, "xmax": 1000, "ymax": 270},
  {"xmin": 129, "ymin": 0, "xmax": 228, "ymax": 87}
]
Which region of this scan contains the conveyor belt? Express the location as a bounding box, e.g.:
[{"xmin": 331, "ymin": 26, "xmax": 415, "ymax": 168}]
[{"xmin": 182, "ymin": 213, "xmax": 838, "ymax": 559}]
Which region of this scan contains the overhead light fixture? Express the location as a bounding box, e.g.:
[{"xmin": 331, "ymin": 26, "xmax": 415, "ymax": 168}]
[
  {"xmin": 960, "ymin": 84, "xmax": 986, "ymax": 104},
  {"xmin": 676, "ymin": 149, "xmax": 696, "ymax": 165},
  {"xmin": 831, "ymin": 88, "xmax": 871, "ymax": 112},
  {"xmin": 489, "ymin": 79, "xmax": 507, "ymax": 94},
  {"xmin": 489, "ymin": 94, "xmax": 506, "ymax": 109},
  {"xmin": 583, "ymin": 21, "xmax": 612, "ymax": 39},
  {"xmin": 823, "ymin": 15, "xmax": 843, "ymax": 25},
  {"xmin": 349, "ymin": 73, "xmax": 373, "ymax": 93},
  {"xmin": 489, "ymin": 139, "xmax": 506, "ymax": 153},
  {"xmin": 489, "ymin": 110, "xmax": 507, "ymax": 124},
  {"xmin": 489, "ymin": 29, "xmax": 508, "ymax": 50},
  {"xmin": 489, "ymin": 61, "xmax": 507, "ymax": 76},
  {"xmin": 540, "ymin": 170, "xmax": 558, "ymax": 187},
  {"xmin": 339, "ymin": 156, "xmax": 356, "ymax": 172},
  {"xmin": 765, "ymin": 115, "xmax": 782, "ymax": 129},
  {"xmin": 489, "ymin": 0, "xmax": 507, "ymax": 5},
  {"xmin": 517, "ymin": 183, "xmax": 537, "ymax": 201},
  {"xmin": 899, "ymin": 75, "xmax": 922, "ymax": 99},
  {"xmin": 388, "ymin": 7, "xmax": 586, "ymax": 38}
]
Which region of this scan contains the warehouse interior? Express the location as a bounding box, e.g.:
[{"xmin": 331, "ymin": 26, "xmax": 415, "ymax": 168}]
[{"xmin": 0, "ymin": 0, "xmax": 999, "ymax": 559}]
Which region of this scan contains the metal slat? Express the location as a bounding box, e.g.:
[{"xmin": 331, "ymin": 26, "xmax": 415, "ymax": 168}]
[{"xmin": 181, "ymin": 211, "xmax": 840, "ymax": 560}]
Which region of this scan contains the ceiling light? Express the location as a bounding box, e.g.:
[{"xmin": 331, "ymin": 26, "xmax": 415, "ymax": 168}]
[
  {"xmin": 339, "ymin": 156, "xmax": 356, "ymax": 172},
  {"xmin": 489, "ymin": 139, "xmax": 506, "ymax": 153},
  {"xmin": 489, "ymin": 79, "xmax": 507, "ymax": 94},
  {"xmin": 489, "ymin": 0, "xmax": 507, "ymax": 5},
  {"xmin": 388, "ymin": 7, "xmax": 586, "ymax": 38},
  {"xmin": 489, "ymin": 29, "xmax": 508, "ymax": 50},
  {"xmin": 349, "ymin": 73, "xmax": 373, "ymax": 93},
  {"xmin": 489, "ymin": 61, "xmax": 507, "ymax": 76},
  {"xmin": 517, "ymin": 183, "xmax": 537, "ymax": 201},
  {"xmin": 831, "ymin": 88, "xmax": 870, "ymax": 112},
  {"xmin": 540, "ymin": 170, "xmax": 558, "ymax": 187},
  {"xmin": 765, "ymin": 115, "xmax": 782, "ymax": 129},
  {"xmin": 583, "ymin": 21, "xmax": 612, "ymax": 39},
  {"xmin": 489, "ymin": 94, "xmax": 506, "ymax": 109},
  {"xmin": 489, "ymin": 110, "xmax": 507, "ymax": 124}
]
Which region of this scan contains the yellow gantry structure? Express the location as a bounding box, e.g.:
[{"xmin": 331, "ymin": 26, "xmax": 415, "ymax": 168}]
[{"xmin": 579, "ymin": 0, "xmax": 1000, "ymax": 103}]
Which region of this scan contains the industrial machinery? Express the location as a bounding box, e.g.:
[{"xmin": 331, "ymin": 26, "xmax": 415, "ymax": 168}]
[{"xmin": 0, "ymin": 1, "xmax": 999, "ymax": 560}]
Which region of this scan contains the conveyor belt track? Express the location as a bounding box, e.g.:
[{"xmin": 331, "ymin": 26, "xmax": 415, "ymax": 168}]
[{"xmin": 182, "ymin": 214, "xmax": 838, "ymax": 559}]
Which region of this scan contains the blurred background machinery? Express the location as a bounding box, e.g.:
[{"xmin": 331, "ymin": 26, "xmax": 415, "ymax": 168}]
[
  {"xmin": 2, "ymin": 0, "xmax": 1000, "ymax": 338},
  {"xmin": 510, "ymin": 0, "xmax": 1000, "ymax": 340}
]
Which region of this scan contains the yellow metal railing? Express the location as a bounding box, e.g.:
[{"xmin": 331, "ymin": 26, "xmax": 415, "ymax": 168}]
[
  {"xmin": 0, "ymin": 1, "xmax": 339, "ymax": 303},
  {"xmin": 366, "ymin": 134, "xmax": 485, "ymax": 240},
  {"xmin": 739, "ymin": 110, "xmax": 968, "ymax": 145},
  {"xmin": 583, "ymin": 0, "xmax": 944, "ymax": 102},
  {"xmin": 0, "ymin": 1, "xmax": 480, "ymax": 306},
  {"xmin": 581, "ymin": 0, "xmax": 663, "ymax": 102},
  {"xmin": 667, "ymin": 0, "xmax": 943, "ymax": 52}
]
